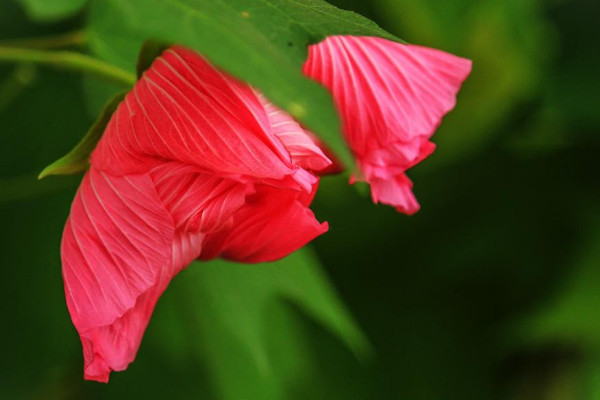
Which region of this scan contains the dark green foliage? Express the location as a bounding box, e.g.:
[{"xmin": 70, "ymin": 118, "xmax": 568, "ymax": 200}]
[
  {"xmin": 38, "ymin": 92, "xmax": 125, "ymax": 179},
  {"xmin": 15, "ymin": 0, "xmax": 87, "ymax": 22},
  {"xmin": 1, "ymin": 0, "xmax": 599, "ymax": 399}
]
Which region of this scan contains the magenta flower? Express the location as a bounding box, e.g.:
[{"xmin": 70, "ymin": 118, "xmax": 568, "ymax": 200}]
[
  {"xmin": 61, "ymin": 33, "xmax": 470, "ymax": 382},
  {"xmin": 304, "ymin": 36, "xmax": 472, "ymax": 214},
  {"xmin": 62, "ymin": 46, "xmax": 331, "ymax": 382}
]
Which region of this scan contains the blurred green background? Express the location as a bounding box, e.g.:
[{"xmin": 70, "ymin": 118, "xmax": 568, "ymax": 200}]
[{"xmin": 1, "ymin": 0, "xmax": 599, "ymax": 399}]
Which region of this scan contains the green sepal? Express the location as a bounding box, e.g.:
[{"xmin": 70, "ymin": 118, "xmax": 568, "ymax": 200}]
[{"xmin": 38, "ymin": 91, "xmax": 126, "ymax": 179}]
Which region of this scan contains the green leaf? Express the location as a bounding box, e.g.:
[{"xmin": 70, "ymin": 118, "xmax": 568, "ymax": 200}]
[
  {"xmin": 136, "ymin": 40, "xmax": 171, "ymax": 79},
  {"xmin": 163, "ymin": 249, "xmax": 370, "ymax": 399},
  {"xmin": 38, "ymin": 91, "xmax": 125, "ymax": 179},
  {"xmin": 87, "ymin": 0, "xmax": 403, "ymax": 169},
  {"xmin": 517, "ymin": 219, "xmax": 600, "ymax": 350},
  {"xmin": 16, "ymin": 0, "xmax": 87, "ymax": 21}
]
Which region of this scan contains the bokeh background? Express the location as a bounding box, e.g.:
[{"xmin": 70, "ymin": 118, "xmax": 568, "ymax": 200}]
[{"xmin": 1, "ymin": 0, "xmax": 599, "ymax": 399}]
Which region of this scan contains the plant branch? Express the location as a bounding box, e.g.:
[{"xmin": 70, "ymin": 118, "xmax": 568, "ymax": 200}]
[
  {"xmin": 0, "ymin": 46, "xmax": 135, "ymax": 87},
  {"xmin": 0, "ymin": 30, "xmax": 88, "ymax": 49}
]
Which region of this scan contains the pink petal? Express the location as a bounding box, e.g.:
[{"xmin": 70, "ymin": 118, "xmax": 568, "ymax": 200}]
[
  {"xmin": 304, "ymin": 36, "xmax": 471, "ymax": 212},
  {"xmin": 368, "ymin": 174, "xmax": 420, "ymax": 215},
  {"xmin": 256, "ymin": 92, "xmax": 332, "ymax": 172},
  {"xmin": 149, "ymin": 161, "xmax": 252, "ymax": 233},
  {"xmin": 62, "ymin": 169, "xmax": 174, "ymax": 332},
  {"xmin": 80, "ymin": 230, "xmax": 205, "ymax": 382},
  {"xmin": 200, "ymin": 185, "xmax": 328, "ymax": 263},
  {"xmin": 62, "ymin": 168, "xmax": 205, "ymax": 382},
  {"xmin": 91, "ymin": 47, "xmax": 296, "ymax": 182}
]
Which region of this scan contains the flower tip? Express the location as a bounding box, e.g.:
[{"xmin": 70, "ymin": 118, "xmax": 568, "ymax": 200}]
[
  {"xmin": 318, "ymin": 148, "xmax": 346, "ymax": 175},
  {"xmin": 80, "ymin": 332, "xmax": 117, "ymax": 383},
  {"xmin": 466, "ymin": 57, "xmax": 474, "ymax": 70},
  {"xmin": 83, "ymin": 351, "xmax": 112, "ymax": 383},
  {"xmin": 461, "ymin": 57, "xmax": 474, "ymax": 80},
  {"xmin": 397, "ymin": 204, "xmax": 420, "ymax": 216},
  {"xmin": 84, "ymin": 371, "xmax": 110, "ymax": 384}
]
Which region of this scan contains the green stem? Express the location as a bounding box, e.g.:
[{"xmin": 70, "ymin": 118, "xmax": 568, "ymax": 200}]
[
  {"xmin": 0, "ymin": 46, "xmax": 135, "ymax": 87},
  {"xmin": 0, "ymin": 30, "xmax": 88, "ymax": 49}
]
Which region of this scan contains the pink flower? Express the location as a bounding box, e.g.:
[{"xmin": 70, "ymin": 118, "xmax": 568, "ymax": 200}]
[
  {"xmin": 303, "ymin": 36, "xmax": 472, "ymax": 214},
  {"xmin": 62, "ymin": 46, "xmax": 330, "ymax": 382}
]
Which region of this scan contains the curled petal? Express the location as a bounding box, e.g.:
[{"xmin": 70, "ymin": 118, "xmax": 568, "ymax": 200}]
[
  {"xmin": 149, "ymin": 162, "xmax": 251, "ymax": 233},
  {"xmin": 367, "ymin": 174, "xmax": 420, "ymax": 215},
  {"xmin": 80, "ymin": 230, "xmax": 204, "ymax": 382},
  {"xmin": 92, "ymin": 47, "xmax": 297, "ymax": 182},
  {"xmin": 62, "ymin": 169, "xmax": 206, "ymax": 382},
  {"xmin": 257, "ymin": 92, "xmax": 332, "ymax": 172},
  {"xmin": 304, "ymin": 36, "xmax": 471, "ymax": 212},
  {"xmin": 200, "ymin": 185, "xmax": 328, "ymax": 263},
  {"xmin": 62, "ymin": 169, "xmax": 174, "ymax": 332}
]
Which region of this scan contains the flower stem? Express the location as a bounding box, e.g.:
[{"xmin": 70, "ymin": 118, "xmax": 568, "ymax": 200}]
[
  {"xmin": 0, "ymin": 46, "xmax": 135, "ymax": 87},
  {"xmin": 0, "ymin": 30, "xmax": 88, "ymax": 49}
]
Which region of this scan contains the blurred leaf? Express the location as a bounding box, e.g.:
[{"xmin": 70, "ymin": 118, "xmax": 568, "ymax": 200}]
[
  {"xmin": 165, "ymin": 249, "xmax": 369, "ymax": 399},
  {"xmin": 15, "ymin": 0, "xmax": 87, "ymax": 21},
  {"xmin": 0, "ymin": 65, "xmax": 91, "ymax": 398},
  {"xmin": 86, "ymin": 0, "xmax": 402, "ymax": 168},
  {"xmin": 38, "ymin": 91, "xmax": 125, "ymax": 179},
  {"xmin": 535, "ymin": 0, "xmax": 600, "ymax": 132},
  {"xmin": 586, "ymin": 357, "xmax": 600, "ymax": 400},
  {"xmin": 518, "ymin": 217, "xmax": 600, "ymax": 350},
  {"xmin": 81, "ymin": 75, "xmax": 123, "ymax": 119},
  {"xmin": 0, "ymin": 72, "xmax": 92, "ymax": 179}
]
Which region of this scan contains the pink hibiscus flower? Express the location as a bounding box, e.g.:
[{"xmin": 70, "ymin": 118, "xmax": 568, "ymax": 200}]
[
  {"xmin": 304, "ymin": 36, "xmax": 472, "ymax": 214},
  {"xmin": 61, "ymin": 33, "xmax": 471, "ymax": 383},
  {"xmin": 62, "ymin": 46, "xmax": 331, "ymax": 382}
]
